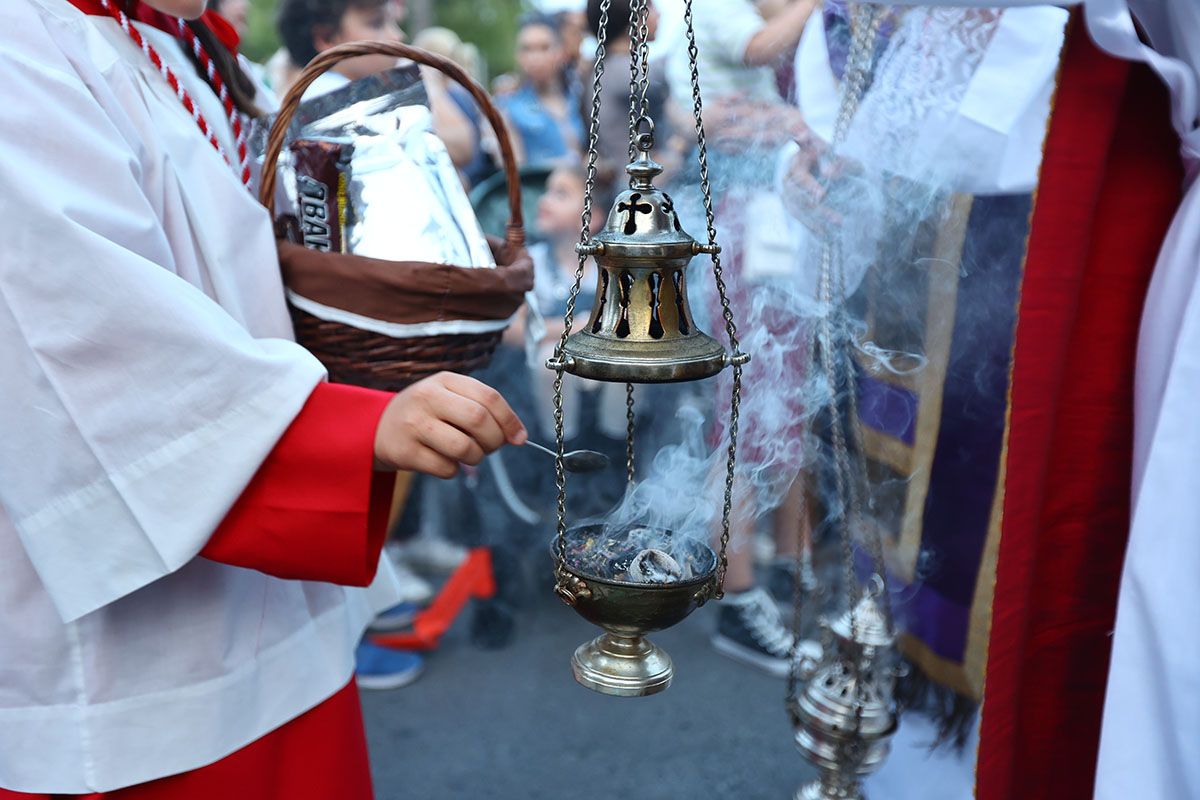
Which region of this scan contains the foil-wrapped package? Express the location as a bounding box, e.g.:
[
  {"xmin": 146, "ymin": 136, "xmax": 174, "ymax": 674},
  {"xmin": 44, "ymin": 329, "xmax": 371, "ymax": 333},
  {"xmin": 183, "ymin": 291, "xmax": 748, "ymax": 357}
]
[
  {"xmin": 258, "ymin": 64, "xmax": 494, "ymax": 269},
  {"xmin": 341, "ymin": 106, "xmax": 493, "ymax": 266}
]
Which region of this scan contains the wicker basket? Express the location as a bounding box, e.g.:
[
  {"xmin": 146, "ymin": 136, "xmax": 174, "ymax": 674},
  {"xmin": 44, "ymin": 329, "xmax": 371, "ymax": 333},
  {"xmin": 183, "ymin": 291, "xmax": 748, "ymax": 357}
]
[{"xmin": 259, "ymin": 41, "xmax": 533, "ymax": 391}]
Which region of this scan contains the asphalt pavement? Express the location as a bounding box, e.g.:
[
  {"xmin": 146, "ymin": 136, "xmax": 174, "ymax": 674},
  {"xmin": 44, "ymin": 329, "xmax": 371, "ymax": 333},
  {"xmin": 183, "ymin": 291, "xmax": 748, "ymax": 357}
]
[{"xmin": 361, "ymin": 591, "xmax": 815, "ymax": 800}]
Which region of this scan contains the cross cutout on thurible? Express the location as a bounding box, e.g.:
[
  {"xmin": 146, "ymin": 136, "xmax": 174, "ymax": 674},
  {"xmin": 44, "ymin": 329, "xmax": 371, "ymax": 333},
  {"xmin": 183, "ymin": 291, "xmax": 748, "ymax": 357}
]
[{"xmin": 618, "ymin": 193, "xmax": 653, "ymax": 235}]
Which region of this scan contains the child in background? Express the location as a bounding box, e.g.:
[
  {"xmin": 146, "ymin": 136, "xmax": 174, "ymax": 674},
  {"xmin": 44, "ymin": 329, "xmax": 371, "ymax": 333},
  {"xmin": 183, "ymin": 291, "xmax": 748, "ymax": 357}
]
[
  {"xmin": 276, "ymin": 0, "xmax": 476, "ymax": 169},
  {"xmin": 207, "ymin": 0, "xmax": 248, "ymax": 38},
  {"xmin": 506, "ymin": 166, "xmax": 626, "ymax": 515}
]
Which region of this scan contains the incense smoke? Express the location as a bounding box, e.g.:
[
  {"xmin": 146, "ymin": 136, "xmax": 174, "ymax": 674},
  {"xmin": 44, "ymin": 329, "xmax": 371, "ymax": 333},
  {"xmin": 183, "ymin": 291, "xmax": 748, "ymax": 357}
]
[{"xmin": 586, "ymin": 6, "xmax": 1053, "ymax": 618}]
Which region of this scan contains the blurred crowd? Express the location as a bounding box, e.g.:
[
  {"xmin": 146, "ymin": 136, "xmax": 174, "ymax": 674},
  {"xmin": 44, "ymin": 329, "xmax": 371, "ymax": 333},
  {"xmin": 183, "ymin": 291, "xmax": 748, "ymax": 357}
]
[{"xmin": 211, "ymin": 0, "xmax": 821, "ymax": 691}]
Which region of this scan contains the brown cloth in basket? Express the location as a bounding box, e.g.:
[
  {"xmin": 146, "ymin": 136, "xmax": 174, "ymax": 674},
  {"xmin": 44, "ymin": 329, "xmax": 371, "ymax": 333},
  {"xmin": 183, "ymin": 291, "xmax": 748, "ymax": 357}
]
[
  {"xmin": 278, "ymin": 237, "xmax": 533, "ymax": 326},
  {"xmin": 261, "ymin": 42, "xmax": 534, "ymax": 390}
]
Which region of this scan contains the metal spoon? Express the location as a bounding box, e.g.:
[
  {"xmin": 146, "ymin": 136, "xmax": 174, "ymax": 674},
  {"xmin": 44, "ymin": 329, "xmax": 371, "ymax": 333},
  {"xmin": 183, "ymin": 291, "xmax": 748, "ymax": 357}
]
[{"xmin": 524, "ymin": 440, "xmax": 611, "ymax": 473}]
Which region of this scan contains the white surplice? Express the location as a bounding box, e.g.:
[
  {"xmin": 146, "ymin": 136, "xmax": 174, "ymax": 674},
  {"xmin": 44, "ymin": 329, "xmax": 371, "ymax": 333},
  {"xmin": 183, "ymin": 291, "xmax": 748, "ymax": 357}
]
[
  {"xmin": 1083, "ymin": 2, "xmax": 1200, "ymax": 798},
  {"xmin": 0, "ymin": 0, "xmax": 396, "ymax": 792},
  {"xmin": 777, "ymin": 6, "xmax": 1066, "ymax": 309}
]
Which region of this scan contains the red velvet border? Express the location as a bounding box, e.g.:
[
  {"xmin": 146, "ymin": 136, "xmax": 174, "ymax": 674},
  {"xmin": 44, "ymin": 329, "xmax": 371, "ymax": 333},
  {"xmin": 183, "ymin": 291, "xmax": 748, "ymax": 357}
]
[{"xmin": 977, "ymin": 28, "xmax": 1183, "ymax": 800}]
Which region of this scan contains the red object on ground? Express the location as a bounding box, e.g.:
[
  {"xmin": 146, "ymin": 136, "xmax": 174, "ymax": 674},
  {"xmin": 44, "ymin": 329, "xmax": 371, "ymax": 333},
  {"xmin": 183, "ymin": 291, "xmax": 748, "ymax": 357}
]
[
  {"xmin": 372, "ymin": 547, "xmax": 497, "ymax": 651},
  {"xmin": 976, "ymin": 25, "xmax": 1183, "ymax": 800},
  {"xmin": 0, "ymin": 680, "xmax": 372, "ymax": 800}
]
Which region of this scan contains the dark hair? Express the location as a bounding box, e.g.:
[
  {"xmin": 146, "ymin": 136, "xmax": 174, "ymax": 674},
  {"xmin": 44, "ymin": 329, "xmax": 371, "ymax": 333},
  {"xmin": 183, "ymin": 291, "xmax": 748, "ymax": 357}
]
[
  {"xmin": 183, "ymin": 18, "xmax": 263, "ymax": 117},
  {"xmin": 550, "ymin": 10, "xmax": 581, "ymax": 34},
  {"xmin": 586, "ymin": 0, "xmax": 632, "ymax": 43},
  {"xmin": 516, "ymin": 12, "xmax": 562, "ymax": 42},
  {"xmin": 277, "ymin": 0, "xmax": 388, "ymax": 66}
]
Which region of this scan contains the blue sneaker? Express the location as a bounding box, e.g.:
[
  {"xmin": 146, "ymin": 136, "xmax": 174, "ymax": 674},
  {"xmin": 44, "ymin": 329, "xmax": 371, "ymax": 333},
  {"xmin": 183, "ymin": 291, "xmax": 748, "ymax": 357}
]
[
  {"xmin": 355, "ymin": 641, "xmax": 424, "ymax": 691},
  {"xmin": 367, "ymin": 602, "xmax": 421, "ymax": 633}
]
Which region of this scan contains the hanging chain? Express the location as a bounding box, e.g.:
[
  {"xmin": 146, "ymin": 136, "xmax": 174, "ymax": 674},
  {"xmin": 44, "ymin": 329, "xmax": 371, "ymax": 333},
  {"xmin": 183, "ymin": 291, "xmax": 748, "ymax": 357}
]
[
  {"xmin": 553, "ymin": 0, "xmax": 615, "ymax": 582},
  {"xmin": 836, "ymin": 3, "xmax": 892, "ymax": 635},
  {"xmin": 682, "ymin": 0, "xmax": 745, "ymax": 597},
  {"xmin": 625, "ymin": 383, "xmax": 637, "ymax": 485},
  {"xmin": 787, "ymin": 312, "xmax": 828, "ymax": 713},
  {"xmin": 830, "ymin": 2, "xmax": 895, "ymax": 631},
  {"xmin": 835, "ymin": 242, "xmax": 896, "ymax": 636},
  {"xmin": 788, "ymin": 0, "xmax": 888, "ymax": 743},
  {"xmin": 615, "ymin": 0, "xmax": 653, "ymax": 494},
  {"xmin": 626, "ymin": 0, "xmax": 642, "ymax": 157},
  {"xmin": 832, "ymin": 7, "xmax": 883, "ymax": 142},
  {"xmin": 627, "ymin": 0, "xmax": 654, "ymax": 158},
  {"xmin": 786, "ymin": 466, "xmax": 815, "ymax": 723},
  {"xmin": 634, "ymin": 0, "xmax": 652, "ymax": 121},
  {"xmin": 819, "ymin": 242, "xmax": 862, "ymax": 646},
  {"xmin": 777, "ymin": 0, "xmax": 892, "ymax": 743},
  {"xmin": 811, "ymin": 2, "xmax": 887, "ymax": 638}
]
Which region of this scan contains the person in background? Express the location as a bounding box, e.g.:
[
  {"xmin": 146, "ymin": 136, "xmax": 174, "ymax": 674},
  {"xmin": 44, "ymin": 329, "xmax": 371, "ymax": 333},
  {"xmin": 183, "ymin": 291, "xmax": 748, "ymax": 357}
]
[
  {"xmin": 667, "ymin": 0, "xmax": 814, "ymax": 107},
  {"xmin": 264, "ymin": 42, "xmax": 302, "ymax": 94},
  {"xmin": 207, "ymin": 0, "xmax": 247, "ymax": 38},
  {"xmin": 276, "ymin": 0, "xmax": 476, "ymax": 170},
  {"xmin": 413, "ymin": 26, "xmax": 498, "ymax": 188},
  {"xmin": 584, "ymin": 0, "xmax": 681, "ymax": 205},
  {"xmin": 666, "ymin": 0, "xmax": 819, "ymax": 679},
  {"xmin": 504, "ymin": 165, "xmax": 625, "ymax": 515},
  {"xmin": 207, "ymin": 0, "xmax": 279, "ymax": 92},
  {"xmin": 497, "ymin": 13, "xmax": 585, "ymax": 167},
  {"xmin": 265, "ymin": 1, "xmax": 405, "ymax": 96},
  {"xmin": 553, "ymin": 7, "xmax": 587, "ymax": 96}
]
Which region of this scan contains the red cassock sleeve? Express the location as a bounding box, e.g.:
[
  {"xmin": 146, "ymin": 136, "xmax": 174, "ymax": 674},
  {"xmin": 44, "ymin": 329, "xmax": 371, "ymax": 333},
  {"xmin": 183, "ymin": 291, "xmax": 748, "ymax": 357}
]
[{"xmin": 200, "ymin": 382, "xmax": 396, "ymax": 587}]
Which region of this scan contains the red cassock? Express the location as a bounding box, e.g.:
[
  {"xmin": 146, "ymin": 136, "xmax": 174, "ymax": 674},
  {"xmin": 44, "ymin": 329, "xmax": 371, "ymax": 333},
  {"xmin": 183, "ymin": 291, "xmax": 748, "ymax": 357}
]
[
  {"xmin": 976, "ymin": 24, "xmax": 1183, "ymax": 800},
  {"xmin": 0, "ymin": 383, "xmax": 395, "ymax": 800}
]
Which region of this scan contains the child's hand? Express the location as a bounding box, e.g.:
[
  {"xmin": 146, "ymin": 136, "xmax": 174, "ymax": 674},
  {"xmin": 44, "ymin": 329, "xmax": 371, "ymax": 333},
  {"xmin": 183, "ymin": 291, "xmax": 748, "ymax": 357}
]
[{"xmin": 374, "ymin": 372, "xmax": 527, "ymax": 477}]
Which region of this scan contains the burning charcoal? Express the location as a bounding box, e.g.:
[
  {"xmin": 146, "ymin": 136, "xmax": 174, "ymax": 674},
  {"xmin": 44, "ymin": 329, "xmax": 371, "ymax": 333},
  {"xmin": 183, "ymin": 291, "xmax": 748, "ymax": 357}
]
[
  {"xmin": 628, "ymin": 549, "xmax": 684, "ymax": 583},
  {"xmin": 609, "ymin": 555, "xmax": 635, "ymax": 576},
  {"xmin": 563, "ymin": 525, "xmax": 708, "ymax": 583}
]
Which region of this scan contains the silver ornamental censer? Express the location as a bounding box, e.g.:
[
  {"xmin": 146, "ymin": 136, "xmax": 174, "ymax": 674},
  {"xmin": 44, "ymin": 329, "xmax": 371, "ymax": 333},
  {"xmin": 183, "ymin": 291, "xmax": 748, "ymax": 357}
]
[
  {"xmin": 562, "ymin": 148, "xmax": 727, "ymax": 382},
  {"xmin": 792, "ymin": 593, "xmax": 898, "ymax": 800},
  {"xmin": 787, "ymin": 5, "xmax": 899, "ymax": 796},
  {"xmin": 546, "ymin": 0, "xmax": 748, "ymax": 697}
]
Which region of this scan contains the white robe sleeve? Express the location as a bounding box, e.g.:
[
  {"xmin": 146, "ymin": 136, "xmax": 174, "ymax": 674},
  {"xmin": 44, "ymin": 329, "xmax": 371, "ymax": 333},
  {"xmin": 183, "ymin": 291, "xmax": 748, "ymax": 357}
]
[
  {"xmin": 697, "ymin": 0, "xmax": 766, "ymax": 67},
  {"xmin": 0, "ymin": 32, "xmax": 326, "ymax": 623}
]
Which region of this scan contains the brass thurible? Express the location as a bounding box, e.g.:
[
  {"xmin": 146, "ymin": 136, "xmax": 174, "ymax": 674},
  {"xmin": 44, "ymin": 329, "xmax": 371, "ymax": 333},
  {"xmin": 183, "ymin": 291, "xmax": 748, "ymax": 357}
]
[
  {"xmin": 547, "ymin": 0, "xmax": 748, "ymax": 700},
  {"xmin": 553, "ymin": 150, "xmax": 733, "ymax": 384},
  {"xmin": 557, "ymin": 524, "xmax": 717, "ymax": 698}
]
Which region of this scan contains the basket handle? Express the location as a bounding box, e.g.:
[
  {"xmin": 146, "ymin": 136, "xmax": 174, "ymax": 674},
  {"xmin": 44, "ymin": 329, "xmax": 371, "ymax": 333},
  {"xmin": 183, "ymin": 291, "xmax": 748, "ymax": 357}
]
[{"xmin": 259, "ymin": 41, "xmax": 525, "ymax": 250}]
